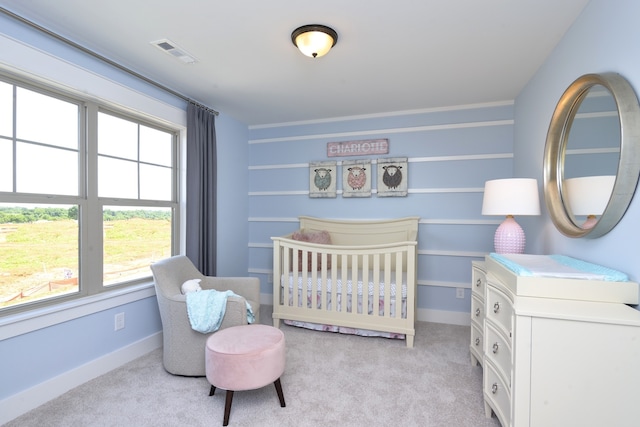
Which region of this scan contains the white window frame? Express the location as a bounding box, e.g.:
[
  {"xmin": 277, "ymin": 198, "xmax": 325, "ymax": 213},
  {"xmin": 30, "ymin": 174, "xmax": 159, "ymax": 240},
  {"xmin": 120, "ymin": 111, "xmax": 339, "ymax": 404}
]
[{"xmin": 0, "ymin": 69, "xmax": 185, "ymax": 338}]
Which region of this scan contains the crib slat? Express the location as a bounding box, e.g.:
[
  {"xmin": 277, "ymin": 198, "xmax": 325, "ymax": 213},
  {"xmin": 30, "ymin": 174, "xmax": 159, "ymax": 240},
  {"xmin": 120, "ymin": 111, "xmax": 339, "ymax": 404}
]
[
  {"xmin": 384, "ymin": 252, "xmax": 391, "ymax": 317},
  {"xmin": 394, "ymin": 250, "xmax": 403, "ymax": 319},
  {"xmin": 361, "ymin": 255, "xmax": 369, "ymax": 316},
  {"xmin": 302, "ymin": 249, "xmax": 310, "ymax": 309},
  {"xmin": 292, "ymin": 248, "xmax": 299, "ymax": 309},
  {"xmin": 340, "ymin": 254, "xmax": 348, "ymax": 314},
  {"xmin": 373, "ymin": 253, "xmax": 380, "ymax": 317},
  {"xmin": 350, "ymin": 254, "xmax": 359, "ymax": 313},
  {"xmin": 320, "ymin": 251, "xmax": 327, "ymax": 310},
  {"xmin": 310, "ymin": 248, "xmax": 317, "ymax": 310},
  {"xmin": 330, "ymin": 254, "xmax": 338, "ymax": 312}
]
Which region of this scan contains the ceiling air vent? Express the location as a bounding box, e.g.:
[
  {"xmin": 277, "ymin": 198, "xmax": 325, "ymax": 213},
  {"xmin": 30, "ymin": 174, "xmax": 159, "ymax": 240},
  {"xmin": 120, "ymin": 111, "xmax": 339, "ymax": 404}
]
[{"xmin": 151, "ymin": 39, "xmax": 197, "ymax": 64}]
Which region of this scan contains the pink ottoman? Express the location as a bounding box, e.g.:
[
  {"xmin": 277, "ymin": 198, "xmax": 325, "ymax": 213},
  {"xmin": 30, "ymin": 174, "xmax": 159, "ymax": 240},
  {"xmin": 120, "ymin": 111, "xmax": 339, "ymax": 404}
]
[{"xmin": 205, "ymin": 324, "xmax": 286, "ymax": 426}]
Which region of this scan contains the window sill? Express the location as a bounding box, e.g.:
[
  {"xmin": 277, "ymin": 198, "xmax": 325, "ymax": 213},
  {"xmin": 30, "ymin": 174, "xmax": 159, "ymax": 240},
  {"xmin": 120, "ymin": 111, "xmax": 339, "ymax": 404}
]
[{"xmin": 0, "ymin": 282, "xmax": 157, "ymax": 340}]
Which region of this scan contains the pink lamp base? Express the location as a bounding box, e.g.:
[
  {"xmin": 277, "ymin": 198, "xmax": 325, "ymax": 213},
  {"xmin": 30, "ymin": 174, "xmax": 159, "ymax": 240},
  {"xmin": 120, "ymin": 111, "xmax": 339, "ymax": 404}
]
[
  {"xmin": 494, "ymin": 216, "xmax": 525, "ymax": 254},
  {"xmin": 582, "ymin": 215, "xmax": 598, "ymax": 229}
]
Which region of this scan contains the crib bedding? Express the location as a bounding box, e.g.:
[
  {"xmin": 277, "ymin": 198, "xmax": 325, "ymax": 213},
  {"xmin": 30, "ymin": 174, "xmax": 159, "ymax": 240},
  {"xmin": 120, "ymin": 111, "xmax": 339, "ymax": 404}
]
[{"xmin": 281, "ymin": 269, "xmax": 407, "ymax": 339}]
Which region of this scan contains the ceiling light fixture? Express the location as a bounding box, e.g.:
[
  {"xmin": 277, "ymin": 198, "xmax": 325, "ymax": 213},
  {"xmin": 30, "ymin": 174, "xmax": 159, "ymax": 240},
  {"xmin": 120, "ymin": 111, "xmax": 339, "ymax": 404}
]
[{"xmin": 291, "ymin": 24, "xmax": 338, "ymax": 58}]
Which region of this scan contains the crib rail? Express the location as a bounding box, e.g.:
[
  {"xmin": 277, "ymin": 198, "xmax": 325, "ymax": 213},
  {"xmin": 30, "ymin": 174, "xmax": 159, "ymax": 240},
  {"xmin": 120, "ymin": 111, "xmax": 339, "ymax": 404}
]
[{"xmin": 272, "ymin": 236, "xmax": 417, "ymax": 347}]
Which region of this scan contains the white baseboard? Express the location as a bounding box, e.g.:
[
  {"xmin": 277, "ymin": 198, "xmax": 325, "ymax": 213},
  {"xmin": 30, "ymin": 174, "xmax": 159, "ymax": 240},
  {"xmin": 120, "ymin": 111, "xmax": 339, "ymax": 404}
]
[
  {"xmin": 417, "ymin": 308, "xmax": 471, "ymax": 326},
  {"xmin": 0, "ymin": 332, "xmax": 162, "ymax": 425}
]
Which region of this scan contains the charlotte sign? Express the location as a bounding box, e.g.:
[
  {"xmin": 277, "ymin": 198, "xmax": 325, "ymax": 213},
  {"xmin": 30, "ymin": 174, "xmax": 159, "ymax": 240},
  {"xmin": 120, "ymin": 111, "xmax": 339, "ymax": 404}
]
[{"xmin": 327, "ymin": 138, "xmax": 389, "ymax": 157}]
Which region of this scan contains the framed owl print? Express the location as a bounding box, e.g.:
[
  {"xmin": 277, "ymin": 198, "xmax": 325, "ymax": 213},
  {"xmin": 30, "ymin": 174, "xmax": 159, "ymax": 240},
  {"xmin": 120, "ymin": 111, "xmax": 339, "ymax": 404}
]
[
  {"xmin": 309, "ymin": 161, "xmax": 337, "ymax": 198},
  {"xmin": 377, "ymin": 157, "xmax": 408, "ymax": 197}
]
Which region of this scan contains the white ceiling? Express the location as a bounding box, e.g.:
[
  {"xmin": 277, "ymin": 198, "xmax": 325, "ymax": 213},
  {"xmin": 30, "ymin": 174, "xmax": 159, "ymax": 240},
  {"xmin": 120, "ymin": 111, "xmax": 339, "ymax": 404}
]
[{"xmin": 0, "ymin": 1, "xmax": 589, "ymax": 126}]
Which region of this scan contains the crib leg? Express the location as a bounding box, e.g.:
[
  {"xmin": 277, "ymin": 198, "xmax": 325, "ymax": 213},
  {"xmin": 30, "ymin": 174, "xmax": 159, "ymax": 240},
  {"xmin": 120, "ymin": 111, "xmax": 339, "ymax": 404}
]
[
  {"xmin": 406, "ymin": 334, "xmax": 414, "ymax": 348},
  {"xmin": 273, "ymin": 317, "xmax": 281, "ymax": 328}
]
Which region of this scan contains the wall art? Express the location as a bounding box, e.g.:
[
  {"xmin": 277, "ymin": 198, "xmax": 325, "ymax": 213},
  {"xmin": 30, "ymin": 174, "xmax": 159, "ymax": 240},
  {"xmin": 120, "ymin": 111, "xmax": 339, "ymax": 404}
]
[
  {"xmin": 327, "ymin": 139, "xmax": 389, "ymax": 157},
  {"xmin": 309, "ymin": 161, "xmax": 337, "ymax": 198},
  {"xmin": 377, "ymin": 157, "xmax": 408, "ymax": 197},
  {"xmin": 342, "ymin": 159, "xmax": 372, "ymax": 198}
]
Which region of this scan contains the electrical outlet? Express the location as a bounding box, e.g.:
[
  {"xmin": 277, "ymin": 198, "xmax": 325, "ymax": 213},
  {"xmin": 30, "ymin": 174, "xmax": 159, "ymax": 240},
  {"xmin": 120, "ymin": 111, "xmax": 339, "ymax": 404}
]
[
  {"xmin": 114, "ymin": 312, "xmax": 125, "ymax": 331},
  {"xmin": 455, "ymin": 288, "xmax": 465, "ymax": 299}
]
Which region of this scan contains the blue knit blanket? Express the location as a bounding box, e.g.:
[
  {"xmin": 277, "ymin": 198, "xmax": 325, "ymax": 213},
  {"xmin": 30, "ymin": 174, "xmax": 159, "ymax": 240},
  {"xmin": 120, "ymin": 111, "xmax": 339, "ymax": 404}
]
[{"xmin": 186, "ymin": 289, "xmax": 255, "ymax": 333}]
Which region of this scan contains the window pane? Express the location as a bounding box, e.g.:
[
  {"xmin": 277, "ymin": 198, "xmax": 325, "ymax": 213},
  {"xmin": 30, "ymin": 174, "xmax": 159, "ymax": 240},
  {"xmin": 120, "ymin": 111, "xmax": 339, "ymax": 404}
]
[
  {"xmin": 16, "ymin": 88, "xmax": 78, "ymax": 149},
  {"xmin": 0, "ymin": 203, "xmax": 79, "ymax": 309},
  {"xmin": 98, "ymin": 112, "xmax": 138, "ymax": 160},
  {"xmin": 140, "ymin": 164, "xmax": 171, "ymax": 201},
  {"xmin": 140, "ymin": 125, "xmax": 172, "ymax": 167},
  {"xmin": 16, "ymin": 142, "xmax": 78, "ymax": 196},
  {"xmin": 0, "ymin": 81, "xmax": 12, "ymax": 137},
  {"xmin": 0, "ymin": 137, "xmax": 12, "ymax": 192},
  {"xmin": 103, "ymin": 206, "xmax": 172, "ymax": 286},
  {"xmin": 98, "ymin": 156, "xmax": 138, "ymax": 198}
]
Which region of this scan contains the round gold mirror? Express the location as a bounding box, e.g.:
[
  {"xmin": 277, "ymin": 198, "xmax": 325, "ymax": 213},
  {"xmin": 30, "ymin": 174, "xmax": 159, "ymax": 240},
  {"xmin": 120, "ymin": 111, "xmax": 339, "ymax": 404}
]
[{"xmin": 543, "ymin": 72, "xmax": 640, "ymax": 238}]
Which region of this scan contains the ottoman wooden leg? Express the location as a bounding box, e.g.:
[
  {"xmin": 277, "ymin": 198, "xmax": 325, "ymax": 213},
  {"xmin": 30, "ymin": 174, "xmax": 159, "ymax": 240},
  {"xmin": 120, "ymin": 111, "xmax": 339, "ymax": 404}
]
[
  {"xmin": 274, "ymin": 378, "xmax": 286, "ymax": 407},
  {"xmin": 209, "ymin": 385, "xmax": 216, "ymax": 396},
  {"xmin": 223, "ymin": 390, "xmax": 234, "ymax": 426}
]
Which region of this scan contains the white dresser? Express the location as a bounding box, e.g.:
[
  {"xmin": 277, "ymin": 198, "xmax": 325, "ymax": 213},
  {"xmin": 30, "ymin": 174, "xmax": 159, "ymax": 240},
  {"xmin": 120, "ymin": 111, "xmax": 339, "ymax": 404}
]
[{"xmin": 477, "ymin": 255, "xmax": 640, "ymax": 427}]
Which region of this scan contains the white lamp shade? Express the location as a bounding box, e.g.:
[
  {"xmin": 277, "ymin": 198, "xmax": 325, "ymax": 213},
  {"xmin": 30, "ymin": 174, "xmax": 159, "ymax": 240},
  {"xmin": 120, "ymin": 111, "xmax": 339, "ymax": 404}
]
[
  {"xmin": 564, "ymin": 175, "xmax": 615, "ymax": 215},
  {"xmin": 481, "ymin": 178, "xmax": 541, "ymax": 216}
]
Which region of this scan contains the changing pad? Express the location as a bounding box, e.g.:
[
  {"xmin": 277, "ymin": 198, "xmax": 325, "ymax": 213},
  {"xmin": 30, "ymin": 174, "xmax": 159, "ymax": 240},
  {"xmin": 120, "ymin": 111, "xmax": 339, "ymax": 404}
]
[{"xmin": 489, "ymin": 253, "xmax": 629, "ymax": 282}]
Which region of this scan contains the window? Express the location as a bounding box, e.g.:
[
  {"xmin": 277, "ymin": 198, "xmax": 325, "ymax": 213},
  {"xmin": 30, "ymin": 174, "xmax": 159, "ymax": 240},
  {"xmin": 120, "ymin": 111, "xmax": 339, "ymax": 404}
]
[{"xmin": 0, "ymin": 77, "xmax": 178, "ymax": 312}]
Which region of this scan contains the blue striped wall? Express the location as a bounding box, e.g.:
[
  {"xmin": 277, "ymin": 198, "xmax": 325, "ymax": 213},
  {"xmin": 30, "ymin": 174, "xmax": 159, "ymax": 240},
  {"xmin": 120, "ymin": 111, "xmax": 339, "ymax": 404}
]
[{"xmin": 246, "ymin": 102, "xmax": 515, "ymax": 316}]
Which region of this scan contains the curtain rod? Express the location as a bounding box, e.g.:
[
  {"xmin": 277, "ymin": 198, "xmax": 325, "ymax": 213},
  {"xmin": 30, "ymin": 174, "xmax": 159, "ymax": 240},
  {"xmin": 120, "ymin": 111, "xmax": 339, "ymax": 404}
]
[{"xmin": 0, "ymin": 6, "xmax": 219, "ymax": 116}]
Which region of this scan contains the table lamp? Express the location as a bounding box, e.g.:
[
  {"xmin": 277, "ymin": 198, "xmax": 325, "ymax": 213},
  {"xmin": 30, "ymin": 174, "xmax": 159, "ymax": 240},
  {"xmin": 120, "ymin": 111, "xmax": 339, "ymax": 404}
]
[
  {"xmin": 481, "ymin": 178, "xmax": 541, "ymax": 254},
  {"xmin": 564, "ymin": 175, "xmax": 615, "ymax": 229}
]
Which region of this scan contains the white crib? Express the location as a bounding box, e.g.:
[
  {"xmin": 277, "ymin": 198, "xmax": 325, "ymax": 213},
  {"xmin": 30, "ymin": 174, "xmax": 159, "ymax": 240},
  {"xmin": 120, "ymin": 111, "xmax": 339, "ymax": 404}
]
[{"xmin": 272, "ymin": 216, "xmax": 419, "ymax": 347}]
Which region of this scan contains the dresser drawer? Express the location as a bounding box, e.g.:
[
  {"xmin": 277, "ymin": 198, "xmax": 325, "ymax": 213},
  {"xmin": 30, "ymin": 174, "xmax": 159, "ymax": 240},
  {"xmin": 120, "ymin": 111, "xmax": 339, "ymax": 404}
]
[
  {"xmin": 486, "ymin": 284, "xmax": 513, "ymax": 337},
  {"xmin": 484, "ymin": 359, "xmax": 511, "ymax": 427},
  {"xmin": 471, "ymin": 294, "xmax": 484, "ymax": 327},
  {"xmin": 470, "ymin": 322, "xmax": 483, "ymax": 366},
  {"xmin": 472, "ymin": 264, "xmax": 486, "ymax": 298},
  {"xmin": 485, "ymin": 321, "xmax": 512, "ymax": 387}
]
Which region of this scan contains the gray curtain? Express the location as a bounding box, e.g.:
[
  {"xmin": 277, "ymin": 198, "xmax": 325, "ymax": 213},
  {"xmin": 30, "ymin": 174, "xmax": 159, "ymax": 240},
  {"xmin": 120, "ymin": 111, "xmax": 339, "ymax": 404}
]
[{"xmin": 185, "ymin": 102, "xmax": 217, "ymax": 275}]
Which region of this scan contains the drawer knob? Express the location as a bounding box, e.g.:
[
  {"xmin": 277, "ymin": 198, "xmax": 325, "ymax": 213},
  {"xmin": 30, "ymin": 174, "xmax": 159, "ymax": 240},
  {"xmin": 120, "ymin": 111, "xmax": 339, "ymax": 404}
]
[
  {"xmin": 493, "ymin": 301, "xmax": 500, "ymax": 313},
  {"xmin": 475, "ymin": 337, "xmax": 480, "ymax": 346},
  {"xmin": 476, "ymin": 278, "xmax": 481, "ymax": 287},
  {"xmin": 491, "ymin": 383, "xmax": 498, "ymax": 394},
  {"xmin": 492, "ymin": 342, "xmax": 499, "ymax": 354},
  {"xmin": 475, "ymin": 308, "xmax": 481, "ymax": 317}
]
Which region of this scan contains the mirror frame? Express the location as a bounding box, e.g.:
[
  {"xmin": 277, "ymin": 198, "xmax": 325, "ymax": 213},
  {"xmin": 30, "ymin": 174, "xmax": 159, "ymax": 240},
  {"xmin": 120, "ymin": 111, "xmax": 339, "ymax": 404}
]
[{"xmin": 543, "ymin": 72, "xmax": 640, "ymax": 238}]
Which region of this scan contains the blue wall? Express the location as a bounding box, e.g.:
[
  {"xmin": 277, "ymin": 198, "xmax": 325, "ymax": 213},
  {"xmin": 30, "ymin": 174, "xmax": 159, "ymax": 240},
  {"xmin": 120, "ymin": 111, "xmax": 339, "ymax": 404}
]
[
  {"xmin": 515, "ymin": 0, "xmax": 640, "ymax": 287},
  {"xmin": 0, "ymin": 297, "xmax": 161, "ymax": 401},
  {"xmin": 247, "ymin": 103, "xmax": 515, "ymax": 314},
  {"xmin": 215, "ymin": 113, "xmax": 251, "ymax": 276}
]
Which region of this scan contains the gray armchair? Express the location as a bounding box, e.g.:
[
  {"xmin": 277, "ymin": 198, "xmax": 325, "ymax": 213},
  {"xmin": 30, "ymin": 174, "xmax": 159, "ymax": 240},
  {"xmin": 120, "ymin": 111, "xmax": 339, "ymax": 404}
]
[{"xmin": 150, "ymin": 255, "xmax": 260, "ymax": 376}]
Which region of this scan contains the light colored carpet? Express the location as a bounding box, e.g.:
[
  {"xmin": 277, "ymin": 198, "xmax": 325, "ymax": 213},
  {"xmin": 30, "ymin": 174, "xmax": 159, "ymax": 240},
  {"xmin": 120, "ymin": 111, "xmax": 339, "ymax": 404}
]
[{"xmin": 6, "ymin": 307, "xmax": 501, "ymax": 427}]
